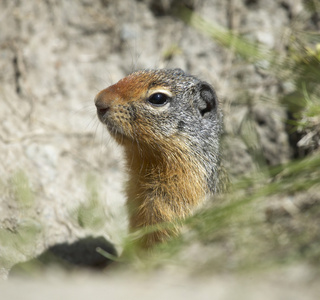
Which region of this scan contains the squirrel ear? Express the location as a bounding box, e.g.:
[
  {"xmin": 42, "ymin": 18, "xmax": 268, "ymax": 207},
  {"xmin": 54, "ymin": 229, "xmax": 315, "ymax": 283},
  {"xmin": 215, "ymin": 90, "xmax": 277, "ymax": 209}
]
[{"xmin": 197, "ymin": 82, "xmax": 217, "ymax": 119}]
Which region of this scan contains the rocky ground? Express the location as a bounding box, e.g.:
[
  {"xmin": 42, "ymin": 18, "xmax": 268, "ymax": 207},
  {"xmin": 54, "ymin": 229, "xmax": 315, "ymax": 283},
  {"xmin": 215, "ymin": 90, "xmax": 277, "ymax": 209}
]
[{"xmin": 0, "ymin": 0, "xmax": 319, "ymax": 299}]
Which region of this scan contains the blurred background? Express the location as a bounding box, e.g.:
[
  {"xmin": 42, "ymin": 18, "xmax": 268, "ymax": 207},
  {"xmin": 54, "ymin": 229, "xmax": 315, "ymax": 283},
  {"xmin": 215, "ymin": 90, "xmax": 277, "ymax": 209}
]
[{"xmin": 0, "ymin": 0, "xmax": 320, "ymax": 298}]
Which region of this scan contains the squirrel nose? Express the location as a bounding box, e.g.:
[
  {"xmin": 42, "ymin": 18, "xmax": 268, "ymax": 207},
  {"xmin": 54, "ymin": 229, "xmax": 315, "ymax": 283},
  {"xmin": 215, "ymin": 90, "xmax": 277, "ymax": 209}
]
[{"xmin": 95, "ymin": 94, "xmax": 110, "ymax": 118}]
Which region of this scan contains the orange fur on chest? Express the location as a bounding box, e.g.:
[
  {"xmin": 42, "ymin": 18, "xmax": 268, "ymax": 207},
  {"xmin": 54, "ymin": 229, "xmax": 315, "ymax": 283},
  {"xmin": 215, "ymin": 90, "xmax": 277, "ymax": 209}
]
[{"xmin": 123, "ymin": 141, "xmax": 207, "ymax": 248}]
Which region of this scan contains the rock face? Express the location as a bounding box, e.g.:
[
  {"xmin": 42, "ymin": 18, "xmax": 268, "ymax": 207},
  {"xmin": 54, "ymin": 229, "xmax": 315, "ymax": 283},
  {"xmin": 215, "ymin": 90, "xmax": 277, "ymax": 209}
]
[{"xmin": 0, "ymin": 0, "xmax": 307, "ymax": 275}]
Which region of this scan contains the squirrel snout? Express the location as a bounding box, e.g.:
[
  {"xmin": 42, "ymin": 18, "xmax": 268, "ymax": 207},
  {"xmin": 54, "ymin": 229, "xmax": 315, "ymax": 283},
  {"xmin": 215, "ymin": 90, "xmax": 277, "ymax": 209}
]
[{"xmin": 95, "ymin": 94, "xmax": 110, "ymax": 120}]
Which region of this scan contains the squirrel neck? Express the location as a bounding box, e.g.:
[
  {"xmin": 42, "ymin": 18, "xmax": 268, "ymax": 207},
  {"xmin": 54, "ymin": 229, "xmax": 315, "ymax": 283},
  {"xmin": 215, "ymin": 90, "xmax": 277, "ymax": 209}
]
[{"xmin": 123, "ymin": 140, "xmax": 207, "ymax": 247}]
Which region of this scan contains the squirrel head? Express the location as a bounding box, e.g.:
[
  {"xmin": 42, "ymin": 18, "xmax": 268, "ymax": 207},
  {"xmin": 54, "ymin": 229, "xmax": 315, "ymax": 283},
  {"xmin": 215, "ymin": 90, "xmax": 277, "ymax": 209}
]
[{"xmin": 95, "ymin": 69, "xmax": 222, "ymax": 154}]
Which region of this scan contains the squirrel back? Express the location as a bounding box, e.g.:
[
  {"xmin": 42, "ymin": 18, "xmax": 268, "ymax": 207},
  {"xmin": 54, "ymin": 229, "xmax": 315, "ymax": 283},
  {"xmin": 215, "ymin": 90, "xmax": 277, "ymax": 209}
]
[{"xmin": 95, "ymin": 69, "xmax": 224, "ymax": 248}]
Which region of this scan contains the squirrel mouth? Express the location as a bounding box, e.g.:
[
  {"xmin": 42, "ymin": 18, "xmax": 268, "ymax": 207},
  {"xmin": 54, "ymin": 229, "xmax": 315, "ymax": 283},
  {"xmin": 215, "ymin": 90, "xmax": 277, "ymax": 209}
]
[
  {"xmin": 96, "ymin": 107, "xmax": 110, "ymax": 123},
  {"xmin": 95, "ymin": 104, "xmax": 131, "ymax": 142},
  {"xmin": 103, "ymin": 118, "xmax": 130, "ymax": 143}
]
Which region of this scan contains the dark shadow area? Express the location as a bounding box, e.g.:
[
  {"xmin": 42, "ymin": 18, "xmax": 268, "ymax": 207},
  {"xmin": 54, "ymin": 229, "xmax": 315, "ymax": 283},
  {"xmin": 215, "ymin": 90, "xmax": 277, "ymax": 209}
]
[{"xmin": 10, "ymin": 236, "xmax": 117, "ymax": 276}]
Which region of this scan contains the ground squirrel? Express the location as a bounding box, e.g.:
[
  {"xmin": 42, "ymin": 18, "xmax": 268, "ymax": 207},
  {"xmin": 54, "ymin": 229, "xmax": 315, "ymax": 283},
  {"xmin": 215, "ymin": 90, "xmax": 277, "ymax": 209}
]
[{"xmin": 95, "ymin": 69, "xmax": 224, "ymax": 249}]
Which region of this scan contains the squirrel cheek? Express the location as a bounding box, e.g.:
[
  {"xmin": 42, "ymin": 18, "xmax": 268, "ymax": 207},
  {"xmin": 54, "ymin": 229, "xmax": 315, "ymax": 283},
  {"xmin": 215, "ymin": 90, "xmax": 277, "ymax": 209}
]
[{"xmin": 128, "ymin": 104, "xmax": 137, "ymax": 121}]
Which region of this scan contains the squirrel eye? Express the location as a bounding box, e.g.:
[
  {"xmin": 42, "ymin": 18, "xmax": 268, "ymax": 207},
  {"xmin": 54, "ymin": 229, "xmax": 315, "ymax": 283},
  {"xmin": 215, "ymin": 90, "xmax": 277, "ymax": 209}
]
[{"xmin": 147, "ymin": 93, "xmax": 169, "ymax": 106}]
